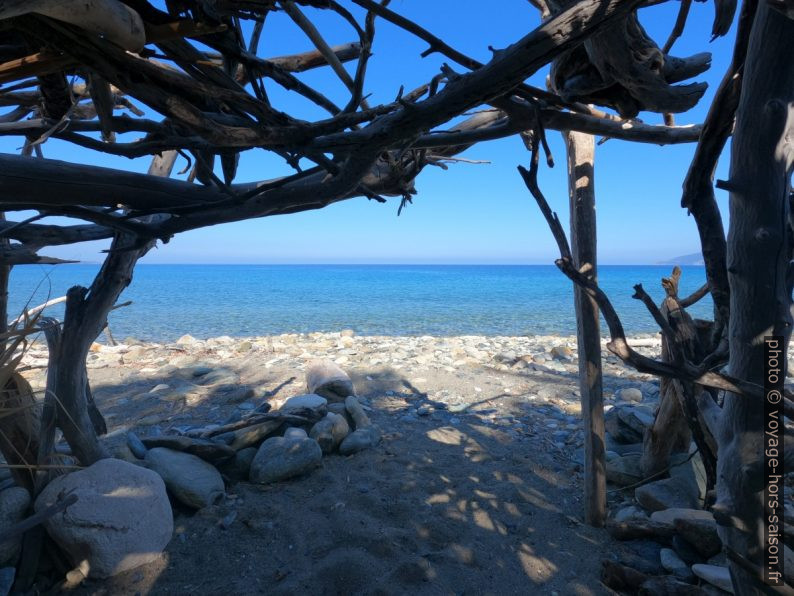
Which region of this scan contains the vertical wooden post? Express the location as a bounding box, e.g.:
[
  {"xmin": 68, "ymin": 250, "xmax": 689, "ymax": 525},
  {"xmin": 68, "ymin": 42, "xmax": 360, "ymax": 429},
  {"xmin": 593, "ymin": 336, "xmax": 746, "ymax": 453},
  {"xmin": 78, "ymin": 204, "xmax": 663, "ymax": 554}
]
[{"xmin": 564, "ymin": 130, "xmax": 605, "ymax": 527}]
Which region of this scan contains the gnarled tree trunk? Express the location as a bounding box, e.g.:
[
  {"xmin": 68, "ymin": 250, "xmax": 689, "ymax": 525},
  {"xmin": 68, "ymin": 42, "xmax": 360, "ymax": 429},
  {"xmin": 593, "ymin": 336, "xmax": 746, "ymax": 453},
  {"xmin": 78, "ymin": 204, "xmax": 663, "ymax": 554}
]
[
  {"xmin": 49, "ymin": 151, "xmax": 176, "ymax": 465},
  {"xmin": 716, "ymin": 5, "xmax": 794, "ymax": 594}
]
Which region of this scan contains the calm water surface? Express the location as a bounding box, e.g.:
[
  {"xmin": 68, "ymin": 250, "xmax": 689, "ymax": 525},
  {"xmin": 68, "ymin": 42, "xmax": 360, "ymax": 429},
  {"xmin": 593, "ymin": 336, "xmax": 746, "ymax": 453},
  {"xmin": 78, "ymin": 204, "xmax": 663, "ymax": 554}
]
[{"xmin": 7, "ymin": 264, "xmax": 712, "ymax": 342}]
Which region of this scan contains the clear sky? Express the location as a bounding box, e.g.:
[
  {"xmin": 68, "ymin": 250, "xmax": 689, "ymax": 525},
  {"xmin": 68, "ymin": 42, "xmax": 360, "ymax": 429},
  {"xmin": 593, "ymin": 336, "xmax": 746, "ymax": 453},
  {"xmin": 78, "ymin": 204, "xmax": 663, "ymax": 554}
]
[{"xmin": 0, "ymin": 1, "xmax": 738, "ymax": 265}]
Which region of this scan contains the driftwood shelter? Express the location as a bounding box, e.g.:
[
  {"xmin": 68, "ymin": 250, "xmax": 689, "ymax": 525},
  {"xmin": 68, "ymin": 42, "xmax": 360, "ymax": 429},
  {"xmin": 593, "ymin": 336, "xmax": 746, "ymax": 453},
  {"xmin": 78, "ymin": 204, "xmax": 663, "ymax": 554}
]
[{"xmin": 0, "ymin": 1, "xmax": 791, "ymax": 594}]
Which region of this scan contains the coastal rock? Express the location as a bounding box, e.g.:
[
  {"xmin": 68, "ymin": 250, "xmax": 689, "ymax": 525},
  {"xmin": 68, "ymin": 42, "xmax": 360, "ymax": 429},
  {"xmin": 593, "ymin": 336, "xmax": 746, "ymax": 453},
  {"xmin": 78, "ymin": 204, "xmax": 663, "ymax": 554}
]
[
  {"xmin": 0, "ymin": 487, "xmax": 30, "ymax": 565},
  {"xmin": 635, "ymin": 477, "xmax": 699, "ymax": 512},
  {"xmin": 140, "ymin": 436, "xmax": 235, "ymax": 465},
  {"xmin": 306, "ymin": 360, "xmax": 354, "ymax": 401},
  {"xmin": 145, "ymin": 448, "xmax": 225, "ymax": 509},
  {"xmin": 249, "ymin": 436, "xmax": 322, "ymax": 484},
  {"xmin": 691, "ymin": 564, "xmax": 733, "ymax": 593},
  {"xmin": 281, "ymin": 394, "xmax": 327, "ymax": 413},
  {"xmin": 309, "ymin": 412, "xmax": 350, "ymax": 453},
  {"xmin": 34, "ymin": 459, "xmax": 172, "ymax": 578},
  {"xmin": 550, "ymin": 346, "xmax": 573, "ymax": 360}
]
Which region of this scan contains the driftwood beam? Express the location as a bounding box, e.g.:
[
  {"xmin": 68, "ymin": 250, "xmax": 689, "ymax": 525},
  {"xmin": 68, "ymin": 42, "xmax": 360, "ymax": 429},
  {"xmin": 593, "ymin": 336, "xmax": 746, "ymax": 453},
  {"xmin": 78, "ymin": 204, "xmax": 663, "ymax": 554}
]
[{"xmin": 564, "ymin": 129, "xmax": 605, "ymax": 527}]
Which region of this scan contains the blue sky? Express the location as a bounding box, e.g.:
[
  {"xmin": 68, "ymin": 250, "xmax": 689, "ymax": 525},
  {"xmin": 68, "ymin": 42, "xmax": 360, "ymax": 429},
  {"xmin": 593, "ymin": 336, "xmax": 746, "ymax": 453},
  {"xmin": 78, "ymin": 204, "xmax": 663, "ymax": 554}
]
[{"xmin": 1, "ymin": 1, "xmax": 737, "ymax": 264}]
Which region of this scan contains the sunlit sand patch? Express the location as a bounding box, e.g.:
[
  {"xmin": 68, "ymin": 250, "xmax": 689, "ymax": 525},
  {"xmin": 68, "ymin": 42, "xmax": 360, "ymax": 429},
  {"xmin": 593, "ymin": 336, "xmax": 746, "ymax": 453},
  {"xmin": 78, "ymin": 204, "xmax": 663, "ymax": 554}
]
[
  {"xmin": 518, "ymin": 543, "xmax": 558, "ymax": 582},
  {"xmin": 425, "ymin": 492, "xmax": 451, "ymax": 505}
]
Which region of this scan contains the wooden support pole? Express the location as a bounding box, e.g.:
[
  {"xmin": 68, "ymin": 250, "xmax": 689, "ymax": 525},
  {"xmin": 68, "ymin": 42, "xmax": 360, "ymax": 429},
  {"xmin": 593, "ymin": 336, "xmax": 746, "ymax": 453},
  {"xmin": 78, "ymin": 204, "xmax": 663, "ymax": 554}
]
[{"xmin": 565, "ymin": 130, "xmax": 606, "ymax": 527}]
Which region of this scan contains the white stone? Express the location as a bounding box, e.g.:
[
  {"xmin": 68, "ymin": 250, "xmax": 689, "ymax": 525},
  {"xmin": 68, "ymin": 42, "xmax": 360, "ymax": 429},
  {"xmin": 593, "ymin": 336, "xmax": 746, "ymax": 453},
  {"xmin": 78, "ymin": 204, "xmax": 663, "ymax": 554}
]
[
  {"xmin": 281, "ymin": 394, "xmax": 327, "ymax": 412},
  {"xmin": 35, "ymin": 459, "xmax": 172, "ymax": 579},
  {"xmin": 692, "ymin": 564, "xmax": 733, "ymax": 593}
]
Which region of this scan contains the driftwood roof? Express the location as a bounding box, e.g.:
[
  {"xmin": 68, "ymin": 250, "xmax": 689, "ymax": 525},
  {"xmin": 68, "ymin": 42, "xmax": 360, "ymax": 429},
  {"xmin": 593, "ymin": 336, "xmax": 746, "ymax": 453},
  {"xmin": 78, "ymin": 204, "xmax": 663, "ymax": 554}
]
[{"xmin": 0, "ymin": 0, "xmax": 726, "ymax": 262}]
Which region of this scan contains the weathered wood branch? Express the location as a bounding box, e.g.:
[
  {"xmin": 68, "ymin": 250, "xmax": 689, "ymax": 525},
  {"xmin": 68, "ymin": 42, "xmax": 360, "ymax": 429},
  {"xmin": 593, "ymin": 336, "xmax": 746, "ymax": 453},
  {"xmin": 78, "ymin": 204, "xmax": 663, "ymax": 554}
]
[{"xmin": 0, "ymin": 0, "xmax": 146, "ymax": 52}]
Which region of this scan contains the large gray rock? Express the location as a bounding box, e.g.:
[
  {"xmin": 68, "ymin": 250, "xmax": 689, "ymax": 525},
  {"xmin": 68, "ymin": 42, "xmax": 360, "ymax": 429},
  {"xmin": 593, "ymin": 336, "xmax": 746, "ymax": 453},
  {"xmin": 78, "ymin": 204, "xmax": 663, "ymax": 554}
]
[
  {"xmin": 145, "ymin": 448, "xmax": 225, "ymax": 509},
  {"xmin": 249, "ymin": 436, "xmax": 322, "ymax": 484},
  {"xmin": 617, "ymin": 405, "xmax": 655, "ymax": 435},
  {"xmin": 670, "ymin": 450, "xmax": 707, "ymax": 502},
  {"xmin": 34, "ymin": 459, "xmax": 172, "ymax": 579},
  {"xmin": 0, "ymin": 487, "xmax": 30, "ymax": 565},
  {"xmin": 604, "ymin": 406, "xmax": 644, "ymax": 444},
  {"xmin": 635, "ymin": 476, "xmax": 699, "ymax": 512},
  {"xmin": 606, "ymin": 454, "xmax": 643, "ymax": 487},
  {"xmin": 306, "ymin": 360, "xmax": 354, "ymax": 402},
  {"xmin": 675, "ymin": 517, "xmax": 721, "ymax": 558}
]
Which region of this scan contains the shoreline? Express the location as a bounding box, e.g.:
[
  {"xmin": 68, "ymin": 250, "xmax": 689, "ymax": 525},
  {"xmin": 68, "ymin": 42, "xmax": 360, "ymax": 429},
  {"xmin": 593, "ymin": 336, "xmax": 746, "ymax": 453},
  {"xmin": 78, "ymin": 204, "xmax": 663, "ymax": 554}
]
[{"xmin": 14, "ymin": 330, "xmax": 665, "ymax": 594}]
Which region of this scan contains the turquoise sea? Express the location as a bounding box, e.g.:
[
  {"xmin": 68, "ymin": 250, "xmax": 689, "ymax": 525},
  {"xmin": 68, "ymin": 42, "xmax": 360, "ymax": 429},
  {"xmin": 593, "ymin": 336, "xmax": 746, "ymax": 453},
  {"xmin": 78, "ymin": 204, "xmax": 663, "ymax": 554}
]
[{"xmin": 6, "ymin": 264, "xmax": 712, "ymax": 342}]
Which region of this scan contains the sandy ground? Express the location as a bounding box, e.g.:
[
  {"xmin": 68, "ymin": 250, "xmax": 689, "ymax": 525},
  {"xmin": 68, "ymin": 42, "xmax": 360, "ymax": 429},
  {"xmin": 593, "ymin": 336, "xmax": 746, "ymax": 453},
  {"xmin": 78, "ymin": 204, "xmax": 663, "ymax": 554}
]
[{"xmin": 17, "ymin": 332, "xmax": 666, "ymax": 595}]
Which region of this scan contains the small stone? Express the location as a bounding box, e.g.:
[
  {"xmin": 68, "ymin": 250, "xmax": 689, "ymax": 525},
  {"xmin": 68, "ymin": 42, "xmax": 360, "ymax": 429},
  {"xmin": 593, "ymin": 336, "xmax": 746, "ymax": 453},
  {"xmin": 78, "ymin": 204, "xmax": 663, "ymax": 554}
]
[
  {"xmin": 176, "ymin": 334, "xmax": 197, "ymax": 345},
  {"xmin": 145, "ymin": 448, "xmax": 225, "ymax": 509},
  {"xmin": 494, "ymin": 351, "xmax": 517, "ymax": 364},
  {"xmin": 340, "ymin": 329, "xmax": 355, "ymax": 338},
  {"xmin": 550, "ymin": 346, "xmax": 573, "ymax": 360},
  {"xmin": 0, "ymin": 487, "xmax": 31, "ymax": 565},
  {"xmin": 649, "ymin": 508, "xmax": 714, "ymax": 527},
  {"xmin": 616, "ymin": 388, "xmax": 643, "ymax": 403},
  {"xmin": 283, "ymin": 427, "xmax": 308, "ymax": 440},
  {"xmin": 339, "ymin": 427, "xmax": 381, "ymax": 455},
  {"xmin": 309, "ymin": 413, "xmax": 350, "ymax": 453},
  {"xmin": 126, "ymin": 431, "xmax": 148, "ymax": 459},
  {"xmin": 249, "ymin": 436, "xmax": 322, "ymax": 484},
  {"xmin": 692, "ymin": 564, "xmax": 734, "ymax": 593},
  {"xmin": 236, "ymin": 341, "xmax": 253, "ymax": 353},
  {"xmin": 417, "ymin": 405, "xmax": 432, "ymax": 417}
]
